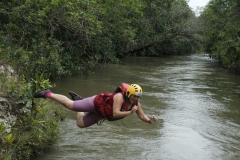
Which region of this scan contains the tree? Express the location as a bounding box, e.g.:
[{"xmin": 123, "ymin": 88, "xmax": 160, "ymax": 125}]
[
  {"xmin": 201, "ymin": 0, "xmax": 240, "ymax": 73},
  {"xmin": 126, "ymin": 0, "xmax": 203, "ymax": 56},
  {"xmin": 0, "ymin": 0, "xmax": 205, "ymax": 79}
]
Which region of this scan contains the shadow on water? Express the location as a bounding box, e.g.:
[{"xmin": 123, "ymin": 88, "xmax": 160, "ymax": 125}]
[{"xmin": 36, "ymin": 54, "xmax": 240, "ymax": 160}]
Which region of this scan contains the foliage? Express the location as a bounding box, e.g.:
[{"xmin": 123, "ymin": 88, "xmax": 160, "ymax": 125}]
[
  {"xmin": 201, "ymin": 0, "xmax": 240, "ymax": 74},
  {"xmin": 0, "ymin": 73, "xmax": 65, "ymax": 160},
  {"xmin": 0, "ymin": 104, "xmax": 65, "ymax": 160},
  {"xmin": 0, "ymin": 0, "xmax": 203, "ymax": 80},
  {"xmin": 16, "ymin": 74, "xmax": 56, "ymax": 117},
  {"xmin": 0, "ymin": 72, "xmax": 21, "ymax": 98},
  {"xmin": 0, "ymin": 72, "xmax": 55, "ymax": 116}
]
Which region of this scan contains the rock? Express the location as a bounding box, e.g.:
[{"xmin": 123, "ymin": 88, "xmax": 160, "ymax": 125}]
[
  {"xmin": 0, "ymin": 97, "xmax": 17, "ymax": 133},
  {"xmin": 0, "ymin": 62, "xmax": 15, "ymax": 77}
]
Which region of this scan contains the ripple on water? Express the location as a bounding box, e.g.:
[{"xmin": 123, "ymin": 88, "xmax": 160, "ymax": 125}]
[{"xmin": 39, "ymin": 54, "xmax": 240, "ymax": 160}]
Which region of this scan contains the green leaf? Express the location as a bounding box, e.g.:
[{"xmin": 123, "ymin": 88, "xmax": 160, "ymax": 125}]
[{"xmin": 6, "ymin": 133, "xmax": 15, "ymax": 144}]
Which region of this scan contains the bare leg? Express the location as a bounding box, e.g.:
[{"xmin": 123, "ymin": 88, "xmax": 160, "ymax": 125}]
[
  {"xmin": 49, "ymin": 93, "xmax": 86, "ymax": 128},
  {"xmin": 34, "ymin": 90, "xmax": 99, "ymax": 128},
  {"xmin": 76, "ymin": 112, "xmax": 85, "ymax": 128},
  {"xmin": 48, "ymin": 94, "xmax": 101, "ymax": 128},
  {"xmin": 49, "ymin": 93, "xmax": 74, "ymax": 110}
]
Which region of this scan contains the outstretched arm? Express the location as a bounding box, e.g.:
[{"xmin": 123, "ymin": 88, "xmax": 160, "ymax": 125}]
[{"xmin": 136, "ymin": 102, "xmax": 157, "ymax": 124}]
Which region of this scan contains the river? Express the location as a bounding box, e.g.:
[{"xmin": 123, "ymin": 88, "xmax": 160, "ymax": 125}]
[{"xmin": 37, "ymin": 54, "xmax": 240, "ymax": 160}]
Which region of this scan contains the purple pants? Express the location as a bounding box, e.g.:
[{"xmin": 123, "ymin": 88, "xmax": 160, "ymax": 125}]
[{"xmin": 72, "ymin": 95, "xmax": 103, "ymax": 127}]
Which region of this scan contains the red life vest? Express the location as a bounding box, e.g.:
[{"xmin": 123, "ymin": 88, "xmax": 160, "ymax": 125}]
[{"xmin": 94, "ymin": 83, "xmax": 138, "ymax": 121}]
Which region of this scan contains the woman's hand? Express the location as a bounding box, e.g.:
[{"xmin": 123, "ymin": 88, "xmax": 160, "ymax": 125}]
[
  {"xmin": 131, "ymin": 105, "xmax": 138, "ymax": 114},
  {"xmin": 148, "ymin": 116, "xmax": 158, "ymax": 124}
]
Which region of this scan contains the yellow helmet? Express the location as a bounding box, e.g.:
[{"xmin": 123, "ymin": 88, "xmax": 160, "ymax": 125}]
[{"xmin": 126, "ymin": 84, "xmax": 142, "ymax": 98}]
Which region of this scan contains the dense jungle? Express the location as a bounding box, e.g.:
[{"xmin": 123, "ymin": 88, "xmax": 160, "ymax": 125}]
[{"xmin": 0, "ymin": 0, "xmax": 239, "ymax": 159}]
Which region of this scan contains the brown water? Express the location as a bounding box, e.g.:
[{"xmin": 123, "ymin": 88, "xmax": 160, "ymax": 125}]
[{"xmin": 37, "ymin": 54, "xmax": 240, "ymax": 160}]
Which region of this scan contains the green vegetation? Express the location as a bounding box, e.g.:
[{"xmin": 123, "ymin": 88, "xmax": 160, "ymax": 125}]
[
  {"xmin": 0, "ymin": 105, "xmax": 64, "ymax": 160},
  {"xmin": 201, "ymin": 0, "xmax": 240, "ymax": 74},
  {"xmin": 1, "ymin": 0, "xmax": 240, "ymax": 159},
  {"xmin": 0, "ymin": 1, "xmax": 204, "ymax": 158},
  {"xmin": 0, "ymin": 73, "xmax": 66, "ymax": 160},
  {"xmin": 0, "ymin": 0, "xmax": 203, "ymax": 79}
]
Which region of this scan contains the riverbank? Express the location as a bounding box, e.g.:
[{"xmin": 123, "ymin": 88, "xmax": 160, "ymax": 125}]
[{"xmin": 0, "ymin": 66, "xmax": 66, "ymax": 160}]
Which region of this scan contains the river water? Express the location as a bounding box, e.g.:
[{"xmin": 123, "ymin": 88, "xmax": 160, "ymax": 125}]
[{"xmin": 37, "ymin": 54, "xmax": 240, "ymax": 160}]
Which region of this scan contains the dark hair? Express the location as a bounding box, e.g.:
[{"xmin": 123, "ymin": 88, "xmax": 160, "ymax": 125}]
[{"xmin": 123, "ymin": 92, "xmax": 130, "ymax": 103}]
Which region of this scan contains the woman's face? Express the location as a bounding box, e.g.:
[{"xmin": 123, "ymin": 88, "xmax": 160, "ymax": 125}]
[{"xmin": 128, "ymin": 95, "xmax": 140, "ymax": 103}]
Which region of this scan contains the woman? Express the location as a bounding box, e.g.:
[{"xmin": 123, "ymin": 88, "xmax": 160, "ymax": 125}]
[{"xmin": 34, "ymin": 83, "xmax": 157, "ymax": 128}]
